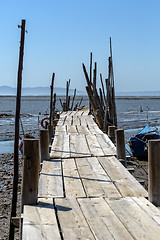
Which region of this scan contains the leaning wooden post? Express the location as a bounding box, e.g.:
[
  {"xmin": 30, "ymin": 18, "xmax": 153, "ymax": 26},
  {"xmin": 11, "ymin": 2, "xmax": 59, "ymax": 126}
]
[
  {"xmin": 40, "ymin": 129, "xmax": 49, "ymax": 163},
  {"xmin": 108, "ymin": 126, "xmax": 116, "ymax": 143},
  {"xmin": 21, "ymin": 139, "xmax": 40, "ymax": 210},
  {"xmin": 115, "ymin": 129, "xmax": 126, "ymax": 165},
  {"xmin": 148, "ymin": 140, "xmax": 160, "ymax": 206},
  {"xmin": 9, "ymin": 19, "xmax": 26, "ymax": 240}
]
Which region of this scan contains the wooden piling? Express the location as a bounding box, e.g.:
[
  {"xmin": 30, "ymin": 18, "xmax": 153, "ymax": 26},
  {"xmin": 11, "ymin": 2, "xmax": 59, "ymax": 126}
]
[
  {"xmin": 21, "ymin": 139, "xmax": 40, "ymax": 210},
  {"xmin": 115, "ymin": 129, "xmax": 126, "ymax": 162},
  {"xmin": 148, "ymin": 140, "xmax": 160, "ymax": 206},
  {"xmin": 47, "ymin": 124, "xmax": 54, "ymax": 144},
  {"xmin": 40, "ymin": 129, "xmax": 49, "ymax": 163},
  {"xmin": 49, "ymin": 73, "xmax": 55, "ymax": 125},
  {"xmin": 108, "ymin": 126, "xmax": 116, "ymax": 143}
]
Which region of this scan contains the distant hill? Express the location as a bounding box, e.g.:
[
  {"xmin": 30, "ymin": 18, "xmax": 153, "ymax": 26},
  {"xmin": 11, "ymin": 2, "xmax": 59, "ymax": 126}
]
[
  {"xmin": 116, "ymin": 91, "xmax": 160, "ymax": 97},
  {"xmin": 0, "ymin": 86, "xmax": 87, "ymax": 96}
]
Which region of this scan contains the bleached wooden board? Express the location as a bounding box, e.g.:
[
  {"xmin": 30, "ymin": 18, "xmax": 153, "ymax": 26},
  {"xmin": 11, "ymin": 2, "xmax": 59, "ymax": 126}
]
[
  {"xmin": 76, "ymin": 157, "xmax": 121, "ymax": 198},
  {"xmin": 50, "ymin": 134, "xmax": 64, "ymax": 158},
  {"xmin": 70, "ymin": 135, "xmax": 91, "ymax": 157},
  {"xmin": 132, "ymin": 197, "xmax": 160, "ymax": 225},
  {"xmin": 76, "ymin": 125, "xmax": 91, "ymax": 134},
  {"xmin": 62, "ymin": 158, "xmax": 86, "ymax": 197},
  {"xmin": 72, "ymin": 116, "xmax": 81, "ymax": 125},
  {"xmin": 55, "ymin": 198, "xmax": 94, "ymax": 239},
  {"xmin": 106, "ymin": 197, "xmax": 160, "ymax": 240},
  {"xmin": 78, "ymin": 198, "xmax": 134, "ymax": 240},
  {"xmin": 96, "ymin": 134, "xmax": 116, "ymax": 155},
  {"xmin": 54, "ymin": 125, "xmax": 67, "ymax": 135},
  {"xmin": 87, "ymin": 123, "xmax": 103, "ymax": 134},
  {"xmin": 85, "ymin": 134, "xmax": 104, "ymax": 156},
  {"xmin": 66, "ymin": 125, "xmax": 78, "ymax": 134},
  {"xmin": 61, "ymin": 134, "xmax": 70, "ymax": 158},
  {"xmin": 38, "ymin": 159, "xmax": 63, "ymax": 197},
  {"xmin": 22, "ymin": 198, "xmax": 61, "ymax": 240},
  {"xmin": 98, "ymin": 156, "xmax": 148, "ymax": 197}
]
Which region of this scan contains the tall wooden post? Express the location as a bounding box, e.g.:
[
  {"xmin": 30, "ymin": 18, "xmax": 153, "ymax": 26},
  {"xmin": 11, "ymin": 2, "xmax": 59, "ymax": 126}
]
[
  {"xmin": 9, "ymin": 19, "xmax": 26, "ymax": 240},
  {"xmin": 21, "ymin": 139, "xmax": 40, "ymax": 210},
  {"xmin": 49, "ymin": 73, "xmax": 55, "ymax": 125},
  {"xmin": 89, "ymin": 52, "xmax": 92, "ymax": 114},
  {"xmin": 115, "ymin": 129, "xmax": 126, "ymax": 164},
  {"xmin": 47, "ymin": 124, "xmax": 54, "ymax": 144},
  {"xmin": 40, "ymin": 129, "xmax": 49, "ymax": 163},
  {"xmin": 148, "ymin": 140, "xmax": 160, "ymax": 206}
]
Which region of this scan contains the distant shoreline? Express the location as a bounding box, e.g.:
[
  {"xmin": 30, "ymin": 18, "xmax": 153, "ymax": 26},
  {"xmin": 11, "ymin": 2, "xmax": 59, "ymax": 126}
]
[{"xmin": 1, "ymin": 95, "xmax": 160, "ymax": 100}]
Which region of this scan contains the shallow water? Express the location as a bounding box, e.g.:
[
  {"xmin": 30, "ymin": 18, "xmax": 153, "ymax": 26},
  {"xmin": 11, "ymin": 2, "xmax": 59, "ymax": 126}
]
[{"xmin": 1, "ymin": 95, "xmax": 160, "ymax": 154}]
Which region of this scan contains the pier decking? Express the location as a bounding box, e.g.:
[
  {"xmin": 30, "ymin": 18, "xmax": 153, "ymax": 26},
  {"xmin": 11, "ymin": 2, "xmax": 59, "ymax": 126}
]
[{"xmin": 22, "ymin": 110, "xmax": 160, "ymax": 240}]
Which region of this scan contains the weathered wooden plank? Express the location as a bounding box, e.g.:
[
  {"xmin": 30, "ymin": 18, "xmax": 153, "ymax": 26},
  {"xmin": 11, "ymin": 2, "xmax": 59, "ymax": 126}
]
[
  {"xmin": 76, "ymin": 125, "xmax": 91, "ymax": 134},
  {"xmin": 55, "ymin": 198, "xmax": 95, "ymax": 239},
  {"xmin": 72, "ymin": 116, "xmax": 81, "ymax": 125},
  {"xmin": 76, "ymin": 157, "xmax": 121, "ymax": 198},
  {"xmin": 96, "ymin": 134, "xmax": 116, "ymax": 155},
  {"xmin": 85, "ymin": 134, "xmax": 104, "ymax": 156},
  {"xmin": 54, "ymin": 125, "xmax": 67, "ymax": 135},
  {"xmin": 78, "ymin": 198, "xmax": 134, "ymax": 240},
  {"xmin": 38, "ymin": 159, "xmax": 63, "ymax": 197},
  {"xmin": 22, "ymin": 198, "xmax": 61, "ymax": 240},
  {"xmin": 87, "ymin": 123, "xmax": 103, "ymax": 134},
  {"xmin": 98, "ymin": 156, "xmax": 148, "ymax": 197},
  {"xmin": 132, "ymin": 197, "xmax": 160, "ymax": 225},
  {"xmin": 70, "ymin": 135, "xmax": 91, "ymax": 157},
  {"xmin": 61, "ymin": 134, "xmax": 70, "ymax": 158},
  {"xmin": 50, "ymin": 134, "xmax": 64, "ymax": 158},
  {"xmin": 66, "ymin": 125, "xmax": 78, "ymax": 134},
  {"xmin": 62, "ymin": 158, "xmax": 86, "ymax": 197},
  {"xmin": 106, "ymin": 197, "xmax": 160, "ymax": 240}
]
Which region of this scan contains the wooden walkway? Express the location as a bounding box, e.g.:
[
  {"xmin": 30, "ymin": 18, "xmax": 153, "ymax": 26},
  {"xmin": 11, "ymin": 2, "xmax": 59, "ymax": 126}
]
[{"xmin": 22, "ymin": 110, "xmax": 160, "ymax": 240}]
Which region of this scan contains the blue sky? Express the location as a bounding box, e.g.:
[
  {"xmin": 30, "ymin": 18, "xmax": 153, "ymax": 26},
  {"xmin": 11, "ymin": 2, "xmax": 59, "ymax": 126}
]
[{"xmin": 0, "ymin": 0, "xmax": 160, "ymax": 93}]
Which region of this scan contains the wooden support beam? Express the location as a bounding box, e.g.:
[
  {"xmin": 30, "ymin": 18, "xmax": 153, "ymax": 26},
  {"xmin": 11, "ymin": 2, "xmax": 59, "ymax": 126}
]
[
  {"xmin": 115, "ymin": 129, "xmax": 126, "ymax": 163},
  {"xmin": 49, "ymin": 73, "xmax": 55, "ymax": 125},
  {"xmin": 21, "ymin": 139, "xmax": 40, "ymax": 211},
  {"xmin": 148, "ymin": 140, "xmax": 160, "ymax": 206},
  {"xmin": 40, "ymin": 129, "xmax": 49, "ymax": 163}
]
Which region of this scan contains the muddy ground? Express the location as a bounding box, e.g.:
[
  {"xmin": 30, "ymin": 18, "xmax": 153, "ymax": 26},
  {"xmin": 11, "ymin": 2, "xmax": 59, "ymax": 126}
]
[{"xmin": 0, "ymin": 153, "xmax": 148, "ymax": 240}]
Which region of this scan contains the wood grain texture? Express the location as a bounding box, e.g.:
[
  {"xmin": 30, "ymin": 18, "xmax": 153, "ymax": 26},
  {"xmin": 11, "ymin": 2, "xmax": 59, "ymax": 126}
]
[
  {"xmin": 23, "ymin": 198, "xmax": 61, "ymax": 240},
  {"xmin": 55, "ymin": 198, "xmax": 94, "ymax": 240},
  {"xmin": 99, "ymin": 156, "xmax": 148, "ymax": 197},
  {"xmin": 76, "ymin": 157, "xmax": 121, "ymax": 198},
  {"xmin": 38, "ymin": 159, "xmax": 64, "ymax": 197},
  {"xmin": 106, "ymin": 197, "xmax": 160, "ymax": 240}
]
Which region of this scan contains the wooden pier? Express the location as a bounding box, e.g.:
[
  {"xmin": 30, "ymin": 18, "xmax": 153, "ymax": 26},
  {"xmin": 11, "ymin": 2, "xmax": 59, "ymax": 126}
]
[{"xmin": 22, "ymin": 110, "xmax": 160, "ymax": 240}]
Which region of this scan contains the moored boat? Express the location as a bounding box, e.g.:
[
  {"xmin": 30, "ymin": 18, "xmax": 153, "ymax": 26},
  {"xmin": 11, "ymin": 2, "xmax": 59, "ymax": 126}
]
[{"xmin": 127, "ymin": 125, "xmax": 160, "ymax": 160}]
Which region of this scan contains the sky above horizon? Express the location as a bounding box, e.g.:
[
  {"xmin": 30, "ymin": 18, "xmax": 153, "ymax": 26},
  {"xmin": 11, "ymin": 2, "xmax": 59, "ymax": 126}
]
[{"xmin": 0, "ymin": 0, "xmax": 160, "ymax": 93}]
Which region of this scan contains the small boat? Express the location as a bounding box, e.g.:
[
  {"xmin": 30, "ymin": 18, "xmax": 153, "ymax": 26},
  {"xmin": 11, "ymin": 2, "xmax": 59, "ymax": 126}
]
[{"xmin": 127, "ymin": 125, "xmax": 160, "ymax": 160}]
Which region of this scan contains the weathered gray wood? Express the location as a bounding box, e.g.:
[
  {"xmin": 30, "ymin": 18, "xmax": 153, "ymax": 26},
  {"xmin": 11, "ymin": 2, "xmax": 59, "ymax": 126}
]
[
  {"xmin": 39, "ymin": 129, "xmax": 49, "ymax": 163},
  {"xmin": 108, "ymin": 125, "xmax": 116, "ymax": 143},
  {"xmin": 106, "ymin": 197, "xmax": 160, "ymax": 240},
  {"xmin": 148, "ymin": 140, "xmax": 160, "ymax": 206},
  {"xmin": 38, "ymin": 159, "xmax": 63, "ymax": 197},
  {"xmin": 62, "ymin": 158, "xmax": 86, "ymax": 197},
  {"xmin": 85, "ymin": 134, "xmax": 104, "ymax": 156},
  {"xmin": 22, "ymin": 198, "xmax": 61, "ymax": 240},
  {"xmin": 55, "ymin": 198, "xmax": 94, "ymax": 239},
  {"xmin": 21, "ymin": 139, "xmax": 40, "ymax": 209},
  {"xmin": 96, "ymin": 134, "xmax": 116, "ymax": 156},
  {"xmin": 99, "ymin": 156, "xmax": 148, "ymax": 197},
  {"xmin": 61, "ymin": 134, "xmax": 70, "ymax": 158},
  {"xmin": 78, "ymin": 198, "xmax": 134, "ymax": 240},
  {"xmin": 47, "ymin": 124, "xmax": 54, "ymax": 144},
  {"xmin": 50, "ymin": 134, "xmax": 64, "ymax": 158},
  {"xmin": 66, "ymin": 125, "xmax": 78, "ymax": 134},
  {"xmin": 76, "ymin": 157, "xmax": 121, "ymax": 198},
  {"xmin": 70, "ymin": 135, "xmax": 91, "ymax": 157},
  {"xmin": 115, "ymin": 129, "xmax": 126, "ymax": 160},
  {"xmin": 76, "ymin": 125, "xmax": 90, "ymax": 134}
]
